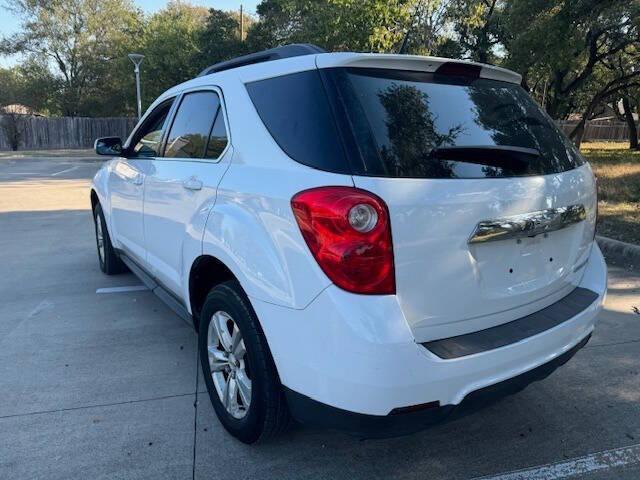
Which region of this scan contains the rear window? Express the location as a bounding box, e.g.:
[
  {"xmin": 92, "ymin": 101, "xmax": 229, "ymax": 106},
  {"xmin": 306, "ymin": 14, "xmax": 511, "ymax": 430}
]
[{"xmin": 247, "ymin": 67, "xmax": 584, "ymax": 178}]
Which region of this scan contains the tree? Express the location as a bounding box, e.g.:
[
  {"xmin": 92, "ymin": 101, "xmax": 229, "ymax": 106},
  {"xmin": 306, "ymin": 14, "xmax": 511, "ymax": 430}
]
[
  {"xmin": 199, "ymin": 9, "xmax": 245, "ymax": 69},
  {"xmin": 14, "ymin": 59, "xmax": 60, "ymax": 114},
  {"xmin": 0, "ymin": 107, "xmax": 27, "ymax": 151},
  {"xmin": 0, "ymin": 0, "xmax": 144, "ymax": 116},
  {"xmin": 0, "ymin": 68, "xmax": 21, "ymax": 108},
  {"xmin": 400, "ymin": 0, "xmax": 455, "ymax": 57},
  {"xmin": 446, "ymin": 0, "xmax": 503, "ymax": 63},
  {"xmin": 139, "ymin": 1, "xmax": 209, "ymax": 105},
  {"xmin": 0, "ymin": 69, "xmax": 25, "ymax": 150},
  {"xmin": 502, "ymin": 0, "xmax": 640, "ymax": 120},
  {"xmin": 620, "ymin": 93, "xmax": 639, "ymax": 150},
  {"xmin": 246, "ymin": 0, "xmax": 410, "ymax": 53},
  {"xmin": 567, "ymin": 49, "xmax": 640, "ymax": 147}
]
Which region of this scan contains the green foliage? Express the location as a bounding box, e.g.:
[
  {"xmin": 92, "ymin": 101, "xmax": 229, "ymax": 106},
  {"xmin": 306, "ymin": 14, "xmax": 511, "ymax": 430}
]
[
  {"xmin": 501, "ymin": 0, "xmax": 640, "ymax": 119},
  {"xmin": 138, "ymin": 1, "xmax": 208, "ymax": 105},
  {"xmin": 246, "ymin": 0, "xmax": 409, "ymax": 53},
  {"xmin": 0, "ymin": 67, "xmax": 22, "ymax": 107},
  {"xmin": 446, "ymin": 0, "xmax": 503, "ymax": 63},
  {"xmin": 402, "ymin": 0, "xmax": 454, "ymax": 56},
  {"xmin": 0, "ymin": 60, "xmax": 58, "ymax": 114},
  {"xmin": 1, "ymin": 0, "xmax": 144, "ymax": 116},
  {"xmin": 0, "ymin": 0, "xmax": 638, "ymax": 143},
  {"xmin": 198, "ymin": 9, "xmax": 245, "ymax": 69}
]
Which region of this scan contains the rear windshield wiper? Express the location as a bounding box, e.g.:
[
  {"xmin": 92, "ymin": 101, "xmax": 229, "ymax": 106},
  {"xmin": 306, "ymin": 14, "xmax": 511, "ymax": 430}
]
[{"xmin": 429, "ymin": 145, "xmax": 540, "ymax": 173}]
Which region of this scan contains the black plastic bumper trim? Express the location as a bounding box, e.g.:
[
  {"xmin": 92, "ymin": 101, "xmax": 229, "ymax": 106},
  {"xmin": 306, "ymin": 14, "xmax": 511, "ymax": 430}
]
[
  {"xmin": 423, "ymin": 287, "xmax": 599, "ymax": 359},
  {"xmin": 284, "ymin": 333, "xmax": 590, "ymax": 438}
]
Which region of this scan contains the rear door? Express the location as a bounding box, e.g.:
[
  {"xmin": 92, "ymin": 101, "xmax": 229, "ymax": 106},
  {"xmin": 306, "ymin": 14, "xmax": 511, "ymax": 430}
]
[
  {"xmin": 143, "ymin": 88, "xmax": 231, "ymax": 296},
  {"xmin": 108, "ymin": 100, "xmax": 173, "ymax": 263},
  {"xmin": 328, "ymin": 67, "xmax": 597, "ymax": 342}
]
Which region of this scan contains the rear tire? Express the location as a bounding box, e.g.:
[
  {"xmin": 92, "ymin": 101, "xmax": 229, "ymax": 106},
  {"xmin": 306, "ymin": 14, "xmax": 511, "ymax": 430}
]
[
  {"xmin": 199, "ymin": 281, "xmax": 290, "ymax": 444},
  {"xmin": 93, "ymin": 203, "xmax": 127, "ymax": 275}
]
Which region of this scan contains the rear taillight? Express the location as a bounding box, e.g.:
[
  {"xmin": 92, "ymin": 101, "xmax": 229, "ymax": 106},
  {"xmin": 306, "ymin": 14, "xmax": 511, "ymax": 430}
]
[{"xmin": 291, "ymin": 186, "xmax": 395, "ymax": 295}]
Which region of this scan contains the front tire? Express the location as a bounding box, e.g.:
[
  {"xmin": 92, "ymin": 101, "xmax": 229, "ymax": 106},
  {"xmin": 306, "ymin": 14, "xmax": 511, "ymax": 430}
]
[
  {"xmin": 199, "ymin": 281, "xmax": 290, "ymax": 443},
  {"xmin": 93, "ymin": 203, "xmax": 127, "ymax": 275}
]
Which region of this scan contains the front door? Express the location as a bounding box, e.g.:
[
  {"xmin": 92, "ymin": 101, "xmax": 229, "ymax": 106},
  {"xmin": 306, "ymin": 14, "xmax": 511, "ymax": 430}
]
[
  {"xmin": 143, "ymin": 88, "xmax": 231, "ymax": 296},
  {"xmin": 108, "ymin": 100, "xmax": 174, "ymax": 264}
]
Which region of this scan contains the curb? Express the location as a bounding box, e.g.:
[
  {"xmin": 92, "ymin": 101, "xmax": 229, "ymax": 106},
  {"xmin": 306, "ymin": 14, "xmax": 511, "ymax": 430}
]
[{"xmin": 596, "ymin": 235, "xmax": 640, "ymax": 270}]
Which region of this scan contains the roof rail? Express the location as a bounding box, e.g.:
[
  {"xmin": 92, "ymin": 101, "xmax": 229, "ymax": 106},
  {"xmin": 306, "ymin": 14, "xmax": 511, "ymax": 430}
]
[{"xmin": 197, "ymin": 43, "xmax": 326, "ymax": 77}]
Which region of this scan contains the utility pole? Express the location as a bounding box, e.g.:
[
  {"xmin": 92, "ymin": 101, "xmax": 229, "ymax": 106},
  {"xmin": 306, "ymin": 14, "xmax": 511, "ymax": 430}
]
[{"xmin": 240, "ymin": 4, "xmax": 244, "ymax": 41}]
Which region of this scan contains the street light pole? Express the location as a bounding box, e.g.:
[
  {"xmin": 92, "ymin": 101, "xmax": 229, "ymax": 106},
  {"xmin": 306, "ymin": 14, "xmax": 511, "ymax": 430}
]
[{"xmin": 128, "ymin": 53, "xmax": 145, "ymax": 119}]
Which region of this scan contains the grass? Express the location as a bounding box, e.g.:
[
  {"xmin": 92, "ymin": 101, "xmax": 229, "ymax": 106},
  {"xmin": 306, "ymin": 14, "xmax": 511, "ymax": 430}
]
[{"xmin": 581, "ymin": 142, "xmax": 640, "ymax": 245}]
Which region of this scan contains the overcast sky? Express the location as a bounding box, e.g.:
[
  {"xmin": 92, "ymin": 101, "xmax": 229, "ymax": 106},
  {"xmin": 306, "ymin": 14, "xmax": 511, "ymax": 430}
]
[{"xmin": 0, "ymin": 0, "xmax": 259, "ymax": 67}]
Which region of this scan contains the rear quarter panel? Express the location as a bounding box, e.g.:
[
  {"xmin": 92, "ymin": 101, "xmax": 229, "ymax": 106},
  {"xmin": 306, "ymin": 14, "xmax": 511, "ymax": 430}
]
[{"xmin": 201, "ymin": 79, "xmax": 353, "ymax": 309}]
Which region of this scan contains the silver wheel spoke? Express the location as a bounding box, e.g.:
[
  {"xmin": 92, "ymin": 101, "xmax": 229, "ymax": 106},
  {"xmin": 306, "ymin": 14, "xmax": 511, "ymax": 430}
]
[
  {"xmin": 208, "ymin": 347, "xmax": 228, "ymax": 372},
  {"xmin": 236, "ymin": 370, "xmax": 251, "ymax": 406},
  {"xmin": 222, "ymin": 376, "xmax": 232, "ymax": 409},
  {"xmin": 207, "ymin": 310, "xmax": 251, "ymax": 419},
  {"xmin": 224, "ymin": 376, "xmax": 238, "ymax": 411},
  {"xmin": 214, "ymin": 312, "xmax": 233, "ymax": 352},
  {"xmin": 95, "ymin": 217, "xmax": 105, "ymax": 260},
  {"xmin": 231, "ymin": 326, "xmax": 245, "ymax": 358}
]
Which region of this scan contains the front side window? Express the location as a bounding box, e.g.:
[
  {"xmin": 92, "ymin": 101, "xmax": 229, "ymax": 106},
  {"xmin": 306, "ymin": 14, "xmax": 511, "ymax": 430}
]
[
  {"xmin": 130, "ymin": 100, "xmax": 173, "ymax": 157},
  {"xmin": 165, "ymin": 91, "xmax": 224, "ymax": 159}
]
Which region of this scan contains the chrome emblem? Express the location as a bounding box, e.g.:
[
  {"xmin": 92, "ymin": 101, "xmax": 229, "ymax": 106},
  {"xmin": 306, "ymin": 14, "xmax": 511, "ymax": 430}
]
[{"xmin": 468, "ymin": 204, "xmax": 586, "ymax": 244}]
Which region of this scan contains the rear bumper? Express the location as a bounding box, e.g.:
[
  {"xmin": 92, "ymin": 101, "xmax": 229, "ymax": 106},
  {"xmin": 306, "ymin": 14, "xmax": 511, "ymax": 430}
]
[
  {"xmin": 252, "ymin": 243, "xmax": 606, "ymax": 419},
  {"xmin": 284, "ymin": 334, "xmax": 590, "ymax": 438}
]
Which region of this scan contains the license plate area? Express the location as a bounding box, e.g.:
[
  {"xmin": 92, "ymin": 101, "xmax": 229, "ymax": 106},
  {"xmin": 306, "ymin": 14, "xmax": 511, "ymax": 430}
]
[{"xmin": 469, "ymin": 227, "xmax": 579, "ymax": 299}]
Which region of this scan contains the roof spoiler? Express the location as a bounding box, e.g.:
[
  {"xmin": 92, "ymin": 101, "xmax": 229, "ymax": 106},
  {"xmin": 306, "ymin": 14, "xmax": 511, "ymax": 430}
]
[
  {"xmin": 198, "ymin": 43, "xmax": 326, "ymax": 77},
  {"xmin": 315, "ymin": 53, "xmax": 522, "ymax": 85}
]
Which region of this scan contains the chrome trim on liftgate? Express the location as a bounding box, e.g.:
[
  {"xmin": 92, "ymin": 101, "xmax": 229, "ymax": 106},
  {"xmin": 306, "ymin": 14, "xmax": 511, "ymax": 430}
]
[{"xmin": 468, "ymin": 204, "xmax": 586, "ymax": 244}]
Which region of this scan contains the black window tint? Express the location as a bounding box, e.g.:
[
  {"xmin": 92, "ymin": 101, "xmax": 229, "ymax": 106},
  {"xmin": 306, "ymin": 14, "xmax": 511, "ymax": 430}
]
[
  {"xmin": 205, "ymin": 111, "xmax": 228, "ymax": 159},
  {"xmin": 334, "ymin": 68, "xmax": 584, "ymax": 178},
  {"xmin": 246, "ymin": 70, "xmax": 348, "ymax": 173},
  {"xmin": 131, "ymin": 101, "xmax": 173, "ymax": 157},
  {"xmin": 165, "ymin": 91, "xmax": 220, "ymax": 159}
]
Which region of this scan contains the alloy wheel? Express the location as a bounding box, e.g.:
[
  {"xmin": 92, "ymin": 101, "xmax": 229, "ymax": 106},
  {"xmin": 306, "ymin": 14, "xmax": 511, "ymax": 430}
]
[
  {"xmin": 95, "ymin": 213, "xmax": 105, "ymax": 264},
  {"xmin": 207, "ymin": 310, "xmax": 252, "ymax": 419}
]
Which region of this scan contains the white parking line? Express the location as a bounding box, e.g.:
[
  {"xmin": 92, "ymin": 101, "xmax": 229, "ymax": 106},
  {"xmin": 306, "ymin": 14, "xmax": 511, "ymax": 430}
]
[
  {"xmin": 473, "ymin": 443, "xmax": 640, "ymax": 480},
  {"xmin": 96, "ymin": 285, "xmax": 149, "ymax": 294},
  {"xmin": 51, "ymin": 165, "xmax": 79, "ymax": 176}
]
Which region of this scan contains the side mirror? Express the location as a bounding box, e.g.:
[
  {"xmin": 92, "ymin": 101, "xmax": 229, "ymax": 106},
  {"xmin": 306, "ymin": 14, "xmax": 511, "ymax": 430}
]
[{"xmin": 95, "ymin": 137, "xmax": 123, "ymax": 156}]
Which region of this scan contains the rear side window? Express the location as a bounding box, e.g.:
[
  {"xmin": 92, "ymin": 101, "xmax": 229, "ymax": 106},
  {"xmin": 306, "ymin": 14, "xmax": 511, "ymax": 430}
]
[
  {"xmin": 205, "ymin": 112, "xmax": 228, "ymax": 159},
  {"xmin": 246, "ymin": 70, "xmax": 349, "ymax": 174},
  {"xmin": 333, "ymin": 68, "xmax": 584, "ymax": 178},
  {"xmin": 165, "ymin": 91, "xmax": 223, "ymax": 159}
]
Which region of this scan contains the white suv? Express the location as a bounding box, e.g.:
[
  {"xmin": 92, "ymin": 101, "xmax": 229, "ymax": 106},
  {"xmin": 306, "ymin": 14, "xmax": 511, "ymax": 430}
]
[{"xmin": 91, "ymin": 44, "xmax": 607, "ymax": 443}]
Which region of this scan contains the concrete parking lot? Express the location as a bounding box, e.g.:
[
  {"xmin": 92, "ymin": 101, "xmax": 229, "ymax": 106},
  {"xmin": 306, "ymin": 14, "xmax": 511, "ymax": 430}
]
[{"xmin": 1, "ymin": 154, "xmax": 640, "ymax": 480}]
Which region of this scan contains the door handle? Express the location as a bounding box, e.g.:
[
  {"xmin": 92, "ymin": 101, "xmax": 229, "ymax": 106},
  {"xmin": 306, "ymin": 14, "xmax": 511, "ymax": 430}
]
[
  {"xmin": 124, "ymin": 173, "xmax": 144, "ymax": 185},
  {"xmin": 131, "ymin": 173, "xmax": 143, "ymax": 186},
  {"xmin": 183, "ymin": 177, "xmax": 203, "ymax": 191}
]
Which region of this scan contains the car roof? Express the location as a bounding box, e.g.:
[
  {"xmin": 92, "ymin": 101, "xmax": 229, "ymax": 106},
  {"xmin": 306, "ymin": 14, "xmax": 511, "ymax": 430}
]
[{"xmin": 152, "ymin": 51, "xmax": 522, "ymax": 110}]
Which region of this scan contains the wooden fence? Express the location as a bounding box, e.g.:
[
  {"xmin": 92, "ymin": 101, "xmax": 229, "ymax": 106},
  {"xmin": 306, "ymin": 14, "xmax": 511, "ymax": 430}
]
[
  {"xmin": 557, "ymin": 120, "xmax": 633, "ymax": 142},
  {"xmin": 0, "ymin": 116, "xmax": 137, "ymax": 151},
  {"xmin": 0, "ymin": 115, "xmax": 634, "ymax": 151}
]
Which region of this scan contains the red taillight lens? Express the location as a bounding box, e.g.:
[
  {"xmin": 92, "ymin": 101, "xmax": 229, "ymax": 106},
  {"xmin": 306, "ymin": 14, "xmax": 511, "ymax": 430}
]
[{"xmin": 291, "ymin": 186, "xmax": 395, "ymax": 295}]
